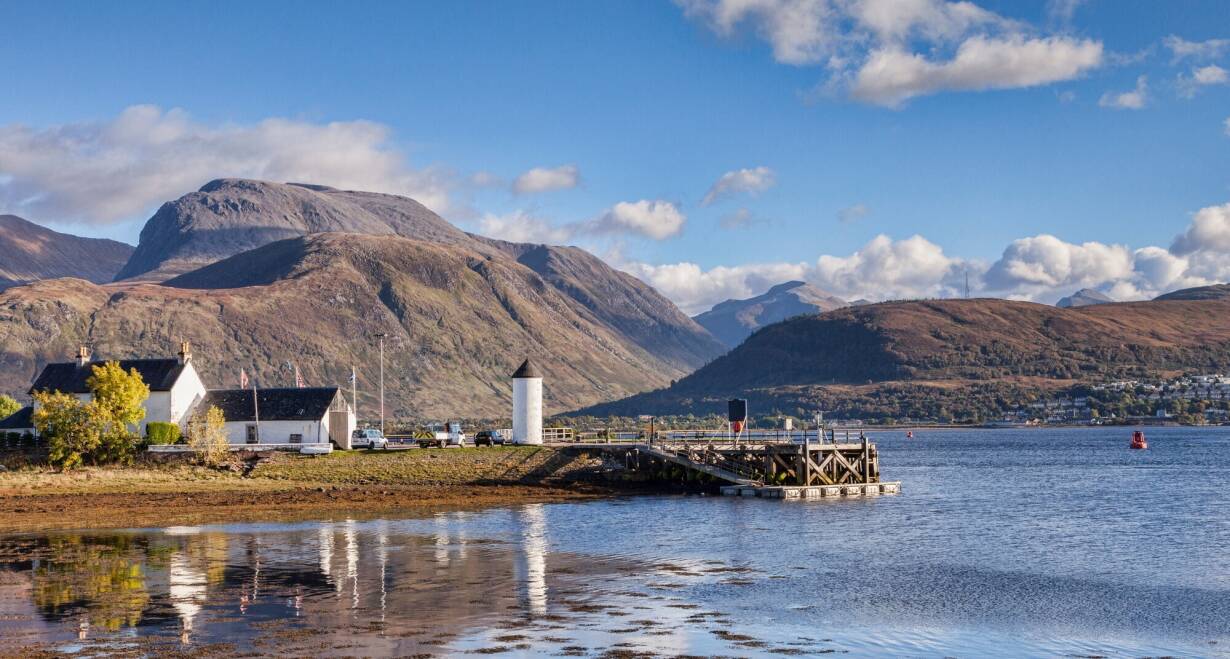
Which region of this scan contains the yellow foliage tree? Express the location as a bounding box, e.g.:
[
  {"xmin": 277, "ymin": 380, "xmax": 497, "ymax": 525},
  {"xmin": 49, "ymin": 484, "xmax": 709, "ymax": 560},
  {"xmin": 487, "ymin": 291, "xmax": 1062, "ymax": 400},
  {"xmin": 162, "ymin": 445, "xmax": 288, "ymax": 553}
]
[
  {"xmin": 32, "ymin": 391, "xmax": 104, "ymax": 470},
  {"xmin": 0, "ymin": 394, "xmax": 21, "ymax": 420},
  {"xmin": 86, "ymin": 361, "xmax": 150, "ymax": 465},
  {"xmin": 187, "ymin": 405, "xmax": 229, "ymax": 467}
]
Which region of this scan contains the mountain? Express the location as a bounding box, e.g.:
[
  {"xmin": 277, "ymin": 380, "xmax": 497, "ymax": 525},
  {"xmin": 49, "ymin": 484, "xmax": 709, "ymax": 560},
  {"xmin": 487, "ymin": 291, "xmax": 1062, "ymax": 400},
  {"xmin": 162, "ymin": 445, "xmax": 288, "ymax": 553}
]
[
  {"xmin": 0, "ymin": 180, "xmax": 723, "ymax": 416},
  {"xmin": 1056, "ymin": 288, "xmax": 1115, "ymax": 308},
  {"xmin": 693, "ymin": 281, "xmax": 847, "ymax": 348},
  {"xmin": 0, "ymin": 215, "xmax": 133, "ymax": 289},
  {"xmin": 577, "ymin": 297, "xmax": 1230, "ymax": 420},
  {"xmin": 112, "ymin": 179, "xmax": 722, "ymax": 374},
  {"xmin": 0, "ymin": 233, "xmax": 705, "ymax": 418},
  {"xmin": 1154, "ymin": 283, "xmax": 1230, "ymax": 301}
]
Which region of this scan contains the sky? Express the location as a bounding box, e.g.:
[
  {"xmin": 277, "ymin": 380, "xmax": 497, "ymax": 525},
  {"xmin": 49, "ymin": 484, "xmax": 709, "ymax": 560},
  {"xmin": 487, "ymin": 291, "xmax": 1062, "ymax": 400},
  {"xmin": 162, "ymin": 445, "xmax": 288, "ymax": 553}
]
[{"xmin": 2, "ymin": 0, "xmax": 1229, "ymax": 313}]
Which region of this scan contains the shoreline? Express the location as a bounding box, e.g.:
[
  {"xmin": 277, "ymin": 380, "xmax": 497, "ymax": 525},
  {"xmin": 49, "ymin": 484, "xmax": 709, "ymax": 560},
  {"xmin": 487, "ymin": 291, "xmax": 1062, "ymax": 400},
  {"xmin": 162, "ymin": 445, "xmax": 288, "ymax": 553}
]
[{"xmin": 0, "ymin": 446, "xmax": 644, "ymax": 533}]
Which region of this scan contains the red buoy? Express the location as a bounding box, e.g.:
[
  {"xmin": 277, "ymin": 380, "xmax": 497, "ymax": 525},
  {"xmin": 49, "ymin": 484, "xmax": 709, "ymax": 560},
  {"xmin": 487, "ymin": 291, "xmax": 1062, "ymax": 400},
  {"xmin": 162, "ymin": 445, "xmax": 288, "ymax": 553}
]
[{"xmin": 1130, "ymin": 430, "xmax": 1147, "ymax": 450}]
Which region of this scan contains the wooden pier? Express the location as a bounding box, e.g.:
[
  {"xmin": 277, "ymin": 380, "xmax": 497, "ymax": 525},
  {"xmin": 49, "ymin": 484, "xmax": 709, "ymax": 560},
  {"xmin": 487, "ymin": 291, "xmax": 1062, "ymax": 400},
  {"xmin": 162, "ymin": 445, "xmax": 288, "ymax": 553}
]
[{"xmin": 568, "ymin": 435, "xmax": 900, "ymax": 499}]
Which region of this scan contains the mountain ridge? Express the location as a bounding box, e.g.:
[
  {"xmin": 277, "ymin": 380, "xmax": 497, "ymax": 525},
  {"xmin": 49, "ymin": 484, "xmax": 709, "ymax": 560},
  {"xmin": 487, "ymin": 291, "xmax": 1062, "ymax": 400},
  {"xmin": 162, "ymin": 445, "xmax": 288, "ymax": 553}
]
[
  {"xmin": 0, "ymin": 214, "xmax": 133, "ymax": 289},
  {"xmin": 693, "ymin": 280, "xmax": 847, "ymax": 347}
]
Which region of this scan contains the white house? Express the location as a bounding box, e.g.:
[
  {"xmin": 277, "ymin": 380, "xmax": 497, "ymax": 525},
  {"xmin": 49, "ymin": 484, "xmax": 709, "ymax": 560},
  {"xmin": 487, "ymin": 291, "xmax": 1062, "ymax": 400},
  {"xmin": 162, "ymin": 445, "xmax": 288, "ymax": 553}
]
[
  {"xmin": 196, "ymin": 387, "xmax": 356, "ymax": 449},
  {"xmin": 28, "ymin": 342, "xmax": 207, "ymax": 436}
]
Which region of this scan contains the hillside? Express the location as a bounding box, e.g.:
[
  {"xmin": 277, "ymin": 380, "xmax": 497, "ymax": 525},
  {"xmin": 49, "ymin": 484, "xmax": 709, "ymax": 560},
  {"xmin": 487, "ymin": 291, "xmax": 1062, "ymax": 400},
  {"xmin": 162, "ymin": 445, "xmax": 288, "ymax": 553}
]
[
  {"xmin": 1154, "ymin": 284, "xmax": 1230, "ymax": 301},
  {"xmin": 693, "ymin": 280, "xmax": 847, "ymax": 348},
  {"xmin": 112, "ymin": 179, "xmax": 721, "ymax": 373},
  {"xmin": 578, "ymin": 295, "xmax": 1230, "ymax": 420},
  {"xmin": 1056, "ymin": 288, "xmax": 1115, "ymax": 308},
  {"xmin": 0, "ymin": 233, "xmax": 702, "ymax": 418},
  {"xmin": 0, "ymin": 215, "xmax": 133, "ymax": 289}
]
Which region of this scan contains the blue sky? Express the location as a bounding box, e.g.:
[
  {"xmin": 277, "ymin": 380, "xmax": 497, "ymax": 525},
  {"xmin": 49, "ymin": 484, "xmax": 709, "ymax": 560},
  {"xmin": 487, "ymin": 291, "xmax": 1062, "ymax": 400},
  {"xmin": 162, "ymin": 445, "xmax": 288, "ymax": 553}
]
[{"xmin": 2, "ymin": 0, "xmax": 1229, "ymax": 312}]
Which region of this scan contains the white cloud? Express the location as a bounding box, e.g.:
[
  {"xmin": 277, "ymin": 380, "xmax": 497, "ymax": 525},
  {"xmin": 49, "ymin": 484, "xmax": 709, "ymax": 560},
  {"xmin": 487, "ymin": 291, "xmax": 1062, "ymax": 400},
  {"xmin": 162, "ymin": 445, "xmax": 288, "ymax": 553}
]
[
  {"xmin": 0, "ymin": 105, "xmax": 453, "ymax": 224},
  {"xmin": 476, "ymin": 211, "xmax": 574, "ymax": 245},
  {"xmin": 982, "ymin": 235, "xmax": 1134, "ymax": 298},
  {"xmin": 593, "ymin": 200, "xmax": 686, "ymax": 240},
  {"xmin": 512, "ymin": 164, "xmax": 580, "ymax": 194},
  {"xmin": 1177, "ymin": 65, "xmax": 1229, "ymax": 98},
  {"xmin": 719, "ymin": 207, "xmax": 768, "ymax": 229},
  {"xmin": 679, "ymin": 0, "xmax": 1104, "ymax": 106},
  {"xmin": 852, "ymin": 36, "xmax": 1103, "ymax": 107},
  {"xmin": 1225, "ymin": 116, "xmax": 1230, "ymax": 136},
  {"xmin": 701, "ymin": 166, "xmax": 776, "ymax": 205},
  {"xmin": 1171, "ymin": 202, "xmax": 1230, "ymax": 255},
  {"xmin": 1098, "ymin": 75, "xmax": 1148, "ymax": 110},
  {"xmin": 622, "ymin": 260, "xmax": 810, "ymax": 315},
  {"xmin": 837, "ymin": 203, "xmax": 870, "ymax": 223},
  {"xmin": 1164, "ymin": 35, "xmax": 1230, "ymax": 63},
  {"xmin": 1046, "ymin": 0, "xmax": 1085, "ymax": 23}
]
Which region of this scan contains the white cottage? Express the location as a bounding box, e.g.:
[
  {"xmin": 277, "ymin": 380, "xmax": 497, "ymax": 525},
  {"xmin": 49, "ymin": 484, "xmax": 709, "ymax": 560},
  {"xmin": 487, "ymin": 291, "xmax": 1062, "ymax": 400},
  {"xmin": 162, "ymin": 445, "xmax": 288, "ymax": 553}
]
[
  {"xmin": 28, "ymin": 343, "xmax": 207, "ymax": 435},
  {"xmin": 196, "ymin": 387, "xmax": 356, "ymax": 449}
]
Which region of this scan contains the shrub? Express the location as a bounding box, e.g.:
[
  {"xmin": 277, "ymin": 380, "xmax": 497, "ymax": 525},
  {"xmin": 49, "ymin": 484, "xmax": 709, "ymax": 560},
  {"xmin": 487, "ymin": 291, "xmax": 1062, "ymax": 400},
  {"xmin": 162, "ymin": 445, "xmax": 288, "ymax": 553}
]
[
  {"xmin": 187, "ymin": 405, "xmax": 229, "ymax": 467},
  {"xmin": 0, "ymin": 395, "xmax": 20, "ymax": 421},
  {"xmin": 146, "ymin": 422, "xmax": 181, "ymax": 446}
]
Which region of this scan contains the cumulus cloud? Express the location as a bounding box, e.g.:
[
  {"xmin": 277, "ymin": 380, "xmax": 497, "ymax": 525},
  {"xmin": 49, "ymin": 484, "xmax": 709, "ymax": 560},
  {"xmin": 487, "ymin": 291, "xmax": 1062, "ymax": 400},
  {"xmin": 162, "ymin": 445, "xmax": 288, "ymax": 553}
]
[
  {"xmin": 512, "ymin": 164, "xmax": 580, "ymax": 194},
  {"xmin": 701, "ymin": 166, "xmax": 776, "ymax": 205},
  {"xmin": 0, "ymin": 105, "xmax": 453, "ymax": 224},
  {"xmin": 476, "ymin": 211, "xmax": 574, "ymax": 245},
  {"xmin": 1164, "ymin": 35, "xmax": 1230, "ymax": 63},
  {"xmin": 678, "ymin": 0, "xmax": 1104, "ymax": 107},
  {"xmin": 837, "ymin": 203, "xmax": 870, "ymax": 223},
  {"xmin": 1171, "ymin": 202, "xmax": 1230, "ymax": 255},
  {"xmin": 1177, "ymin": 65, "xmax": 1229, "ymax": 98},
  {"xmin": 622, "ymin": 260, "xmax": 811, "ymax": 315},
  {"xmin": 622, "ymin": 200, "xmax": 1230, "ymax": 313},
  {"xmin": 1098, "ymin": 75, "xmax": 1148, "ymax": 109},
  {"xmin": 852, "ymin": 35, "xmax": 1103, "ymax": 107},
  {"xmin": 592, "ymin": 200, "xmax": 686, "ymax": 240}
]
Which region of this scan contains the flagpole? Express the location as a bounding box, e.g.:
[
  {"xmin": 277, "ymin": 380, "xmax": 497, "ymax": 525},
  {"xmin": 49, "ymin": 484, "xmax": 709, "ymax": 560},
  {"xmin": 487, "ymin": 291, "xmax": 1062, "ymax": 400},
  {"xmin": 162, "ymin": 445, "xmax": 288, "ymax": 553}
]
[
  {"xmin": 252, "ymin": 384, "xmax": 261, "ymax": 444},
  {"xmin": 351, "ymin": 365, "xmax": 357, "ymax": 418}
]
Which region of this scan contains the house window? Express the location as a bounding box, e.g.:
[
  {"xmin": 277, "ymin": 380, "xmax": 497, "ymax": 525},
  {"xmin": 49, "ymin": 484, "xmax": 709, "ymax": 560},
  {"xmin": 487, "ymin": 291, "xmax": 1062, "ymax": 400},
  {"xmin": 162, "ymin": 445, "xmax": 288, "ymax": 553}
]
[
  {"xmin": 289, "ymin": 433, "xmax": 303, "ymax": 444},
  {"xmin": 246, "ymin": 425, "xmax": 258, "ymax": 444}
]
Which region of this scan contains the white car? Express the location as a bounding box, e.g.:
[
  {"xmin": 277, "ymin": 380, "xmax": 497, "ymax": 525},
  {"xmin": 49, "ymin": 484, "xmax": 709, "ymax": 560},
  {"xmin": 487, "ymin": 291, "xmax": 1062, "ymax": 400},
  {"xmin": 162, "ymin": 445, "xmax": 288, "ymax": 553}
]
[{"xmin": 353, "ymin": 428, "xmax": 389, "ymax": 450}]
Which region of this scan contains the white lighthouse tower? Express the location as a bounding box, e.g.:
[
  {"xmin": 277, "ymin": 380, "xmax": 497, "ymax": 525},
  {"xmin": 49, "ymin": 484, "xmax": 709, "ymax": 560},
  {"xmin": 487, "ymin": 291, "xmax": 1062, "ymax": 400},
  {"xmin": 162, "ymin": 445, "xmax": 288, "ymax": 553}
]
[{"xmin": 512, "ymin": 358, "xmax": 543, "ymax": 445}]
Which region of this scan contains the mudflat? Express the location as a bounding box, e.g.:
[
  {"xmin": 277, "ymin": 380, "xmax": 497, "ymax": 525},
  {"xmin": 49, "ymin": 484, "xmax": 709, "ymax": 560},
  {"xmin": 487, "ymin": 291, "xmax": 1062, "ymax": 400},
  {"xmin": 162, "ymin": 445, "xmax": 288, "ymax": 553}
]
[{"xmin": 0, "ymin": 446, "xmax": 621, "ymax": 532}]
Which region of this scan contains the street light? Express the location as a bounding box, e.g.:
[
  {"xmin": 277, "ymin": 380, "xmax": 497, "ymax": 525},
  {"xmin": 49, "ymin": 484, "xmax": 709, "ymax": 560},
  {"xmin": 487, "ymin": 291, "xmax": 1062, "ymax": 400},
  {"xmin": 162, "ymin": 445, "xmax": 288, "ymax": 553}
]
[{"xmin": 375, "ymin": 333, "xmax": 386, "ymax": 436}]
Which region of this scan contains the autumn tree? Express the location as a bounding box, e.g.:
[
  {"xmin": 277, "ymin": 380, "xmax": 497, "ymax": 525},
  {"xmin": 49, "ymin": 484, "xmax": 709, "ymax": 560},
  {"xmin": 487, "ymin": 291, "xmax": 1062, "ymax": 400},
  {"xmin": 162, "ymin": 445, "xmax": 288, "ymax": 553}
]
[
  {"xmin": 86, "ymin": 362, "xmax": 150, "ymax": 465},
  {"xmin": 0, "ymin": 394, "xmax": 21, "ymax": 420},
  {"xmin": 187, "ymin": 405, "xmax": 229, "ymax": 467},
  {"xmin": 33, "ymin": 391, "xmax": 104, "ymax": 470}
]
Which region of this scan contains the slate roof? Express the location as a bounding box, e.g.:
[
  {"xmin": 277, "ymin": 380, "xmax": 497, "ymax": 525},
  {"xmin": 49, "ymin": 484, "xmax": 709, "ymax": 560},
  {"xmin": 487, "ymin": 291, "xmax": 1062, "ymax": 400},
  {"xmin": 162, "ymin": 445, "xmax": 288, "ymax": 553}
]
[
  {"xmin": 199, "ymin": 387, "xmax": 341, "ymax": 422},
  {"xmin": 511, "ymin": 358, "xmax": 542, "ymax": 379},
  {"xmin": 30, "ymin": 358, "xmax": 187, "ymax": 394},
  {"xmin": 0, "ymin": 406, "xmax": 33, "ymax": 430}
]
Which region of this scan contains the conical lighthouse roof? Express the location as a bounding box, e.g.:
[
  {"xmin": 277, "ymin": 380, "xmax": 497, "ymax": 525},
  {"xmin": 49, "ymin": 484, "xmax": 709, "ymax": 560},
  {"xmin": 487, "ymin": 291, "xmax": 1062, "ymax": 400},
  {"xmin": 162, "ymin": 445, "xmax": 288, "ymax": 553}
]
[{"xmin": 512, "ymin": 358, "xmax": 543, "ymax": 379}]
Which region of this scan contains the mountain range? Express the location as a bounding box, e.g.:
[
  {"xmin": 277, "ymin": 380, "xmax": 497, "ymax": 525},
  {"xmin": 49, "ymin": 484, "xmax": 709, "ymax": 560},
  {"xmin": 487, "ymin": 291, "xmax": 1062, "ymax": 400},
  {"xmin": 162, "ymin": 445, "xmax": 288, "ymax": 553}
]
[
  {"xmin": 692, "ymin": 280, "xmax": 847, "ymax": 348},
  {"xmin": 0, "ymin": 214, "xmax": 133, "ymax": 289},
  {"xmin": 579, "ymin": 292, "xmax": 1230, "ymax": 421},
  {"xmin": 1056, "ymin": 288, "xmax": 1115, "ymax": 308},
  {"xmin": 0, "ymin": 180, "xmax": 724, "ymax": 418}
]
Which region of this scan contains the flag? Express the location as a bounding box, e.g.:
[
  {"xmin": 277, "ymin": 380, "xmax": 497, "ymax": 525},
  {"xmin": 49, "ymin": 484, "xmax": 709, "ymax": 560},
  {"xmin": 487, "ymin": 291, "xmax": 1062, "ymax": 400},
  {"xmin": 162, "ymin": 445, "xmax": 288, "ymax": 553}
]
[
  {"xmin": 294, "ymin": 364, "xmax": 305, "ymax": 388},
  {"xmin": 239, "ymin": 368, "xmax": 249, "ymax": 389},
  {"xmin": 349, "ymin": 366, "xmax": 357, "ymax": 384}
]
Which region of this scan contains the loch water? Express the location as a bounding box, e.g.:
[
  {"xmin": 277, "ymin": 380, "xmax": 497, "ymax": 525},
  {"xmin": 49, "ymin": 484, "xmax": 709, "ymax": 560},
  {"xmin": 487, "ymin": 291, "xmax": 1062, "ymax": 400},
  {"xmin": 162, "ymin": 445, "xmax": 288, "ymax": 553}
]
[{"xmin": 1, "ymin": 426, "xmax": 1228, "ymax": 657}]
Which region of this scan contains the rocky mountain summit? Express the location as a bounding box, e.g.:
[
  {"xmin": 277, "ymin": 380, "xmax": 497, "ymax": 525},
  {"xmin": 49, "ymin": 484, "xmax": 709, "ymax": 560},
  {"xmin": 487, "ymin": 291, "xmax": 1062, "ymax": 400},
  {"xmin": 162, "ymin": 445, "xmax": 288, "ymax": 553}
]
[{"xmin": 693, "ymin": 280, "xmax": 847, "ymax": 348}]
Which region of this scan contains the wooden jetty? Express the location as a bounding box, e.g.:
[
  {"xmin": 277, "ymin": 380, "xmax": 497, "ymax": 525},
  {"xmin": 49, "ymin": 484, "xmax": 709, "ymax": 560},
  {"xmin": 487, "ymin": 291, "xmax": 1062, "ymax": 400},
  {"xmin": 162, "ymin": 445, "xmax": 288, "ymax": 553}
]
[{"xmin": 567, "ymin": 434, "xmax": 900, "ymax": 499}]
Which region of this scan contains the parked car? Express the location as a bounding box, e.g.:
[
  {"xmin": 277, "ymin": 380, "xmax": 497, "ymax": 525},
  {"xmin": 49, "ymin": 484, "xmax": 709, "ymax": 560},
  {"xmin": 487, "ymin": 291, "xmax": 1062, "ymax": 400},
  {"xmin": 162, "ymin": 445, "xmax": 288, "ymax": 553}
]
[
  {"xmin": 418, "ymin": 421, "xmax": 468, "ymax": 448},
  {"xmin": 474, "ymin": 429, "xmax": 506, "ymax": 447},
  {"xmin": 352, "ymin": 428, "xmax": 389, "ymax": 450}
]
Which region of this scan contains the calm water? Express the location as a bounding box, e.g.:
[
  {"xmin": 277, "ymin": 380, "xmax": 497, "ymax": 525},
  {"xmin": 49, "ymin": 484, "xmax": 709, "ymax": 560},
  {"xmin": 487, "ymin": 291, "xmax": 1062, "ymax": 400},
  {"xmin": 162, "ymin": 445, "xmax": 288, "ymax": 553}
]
[{"xmin": 2, "ymin": 427, "xmax": 1229, "ymax": 657}]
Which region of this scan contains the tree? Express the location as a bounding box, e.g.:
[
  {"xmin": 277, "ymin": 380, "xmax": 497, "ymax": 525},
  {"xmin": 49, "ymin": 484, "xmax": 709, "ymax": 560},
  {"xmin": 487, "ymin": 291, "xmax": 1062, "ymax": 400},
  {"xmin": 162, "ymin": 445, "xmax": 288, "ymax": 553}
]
[
  {"xmin": 86, "ymin": 362, "xmax": 150, "ymax": 465},
  {"xmin": 187, "ymin": 405, "xmax": 229, "ymax": 467},
  {"xmin": 0, "ymin": 395, "xmax": 21, "ymax": 420},
  {"xmin": 33, "ymin": 391, "xmax": 105, "ymax": 470}
]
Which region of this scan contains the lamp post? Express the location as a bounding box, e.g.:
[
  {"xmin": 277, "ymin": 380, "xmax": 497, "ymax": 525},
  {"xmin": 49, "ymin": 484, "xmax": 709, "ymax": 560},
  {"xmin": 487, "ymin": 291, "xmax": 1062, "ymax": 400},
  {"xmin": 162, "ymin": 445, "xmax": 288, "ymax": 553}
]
[{"xmin": 375, "ymin": 333, "xmax": 386, "ymax": 436}]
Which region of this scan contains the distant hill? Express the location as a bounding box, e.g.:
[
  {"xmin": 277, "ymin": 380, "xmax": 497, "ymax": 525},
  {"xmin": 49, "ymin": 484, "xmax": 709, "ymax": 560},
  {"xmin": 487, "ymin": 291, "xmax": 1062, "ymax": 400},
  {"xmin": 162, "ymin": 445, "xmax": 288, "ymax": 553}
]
[
  {"xmin": 693, "ymin": 281, "xmax": 847, "ymax": 348},
  {"xmin": 577, "ymin": 297, "xmax": 1230, "ymax": 420},
  {"xmin": 1056, "ymin": 288, "xmax": 1115, "ymax": 308},
  {"xmin": 1154, "ymin": 283, "xmax": 1230, "ymax": 301},
  {"xmin": 0, "ymin": 215, "xmax": 132, "ymax": 289}
]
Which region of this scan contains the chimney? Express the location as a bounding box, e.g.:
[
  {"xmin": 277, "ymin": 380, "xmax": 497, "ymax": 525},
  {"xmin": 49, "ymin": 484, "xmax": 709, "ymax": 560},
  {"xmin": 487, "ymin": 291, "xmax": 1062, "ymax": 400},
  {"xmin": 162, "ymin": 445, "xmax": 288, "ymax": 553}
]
[
  {"xmin": 76, "ymin": 346, "xmax": 91, "ymax": 367},
  {"xmin": 178, "ymin": 341, "xmax": 192, "ymax": 365}
]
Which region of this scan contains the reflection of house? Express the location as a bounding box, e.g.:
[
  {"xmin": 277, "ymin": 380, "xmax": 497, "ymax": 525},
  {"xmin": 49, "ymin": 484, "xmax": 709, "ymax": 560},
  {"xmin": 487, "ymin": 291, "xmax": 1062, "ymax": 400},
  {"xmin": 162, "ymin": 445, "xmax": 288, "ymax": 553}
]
[
  {"xmin": 27, "ymin": 343, "xmax": 207, "ymax": 435},
  {"xmin": 198, "ymin": 387, "xmax": 356, "ymax": 449}
]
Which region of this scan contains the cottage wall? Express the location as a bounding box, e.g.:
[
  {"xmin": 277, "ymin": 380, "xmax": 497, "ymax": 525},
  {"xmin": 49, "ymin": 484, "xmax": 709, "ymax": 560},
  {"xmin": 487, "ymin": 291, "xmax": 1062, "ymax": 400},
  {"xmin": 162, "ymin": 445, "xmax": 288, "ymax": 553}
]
[
  {"xmin": 222, "ymin": 419, "xmax": 326, "ymax": 445},
  {"xmin": 169, "ymin": 363, "xmax": 207, "ymax": 426}
]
